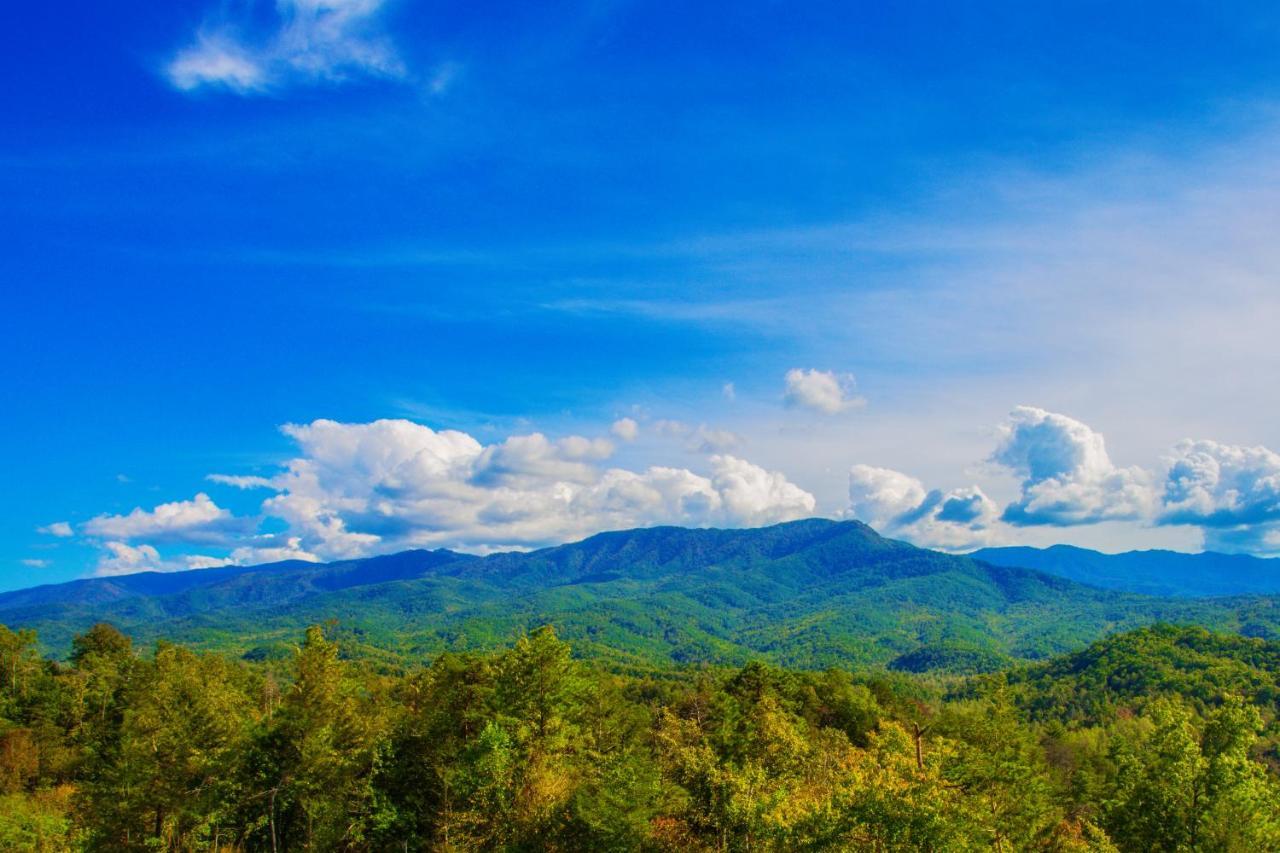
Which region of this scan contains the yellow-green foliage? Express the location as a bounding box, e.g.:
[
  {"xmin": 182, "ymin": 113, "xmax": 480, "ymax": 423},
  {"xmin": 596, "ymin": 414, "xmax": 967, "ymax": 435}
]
[{"xmin": 2, "ymin": 621, "xmax": 1279, "ymax": 850}]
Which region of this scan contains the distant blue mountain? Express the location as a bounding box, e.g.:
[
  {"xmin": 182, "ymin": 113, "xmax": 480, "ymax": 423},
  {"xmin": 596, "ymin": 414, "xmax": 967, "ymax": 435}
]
[{"xmin": 970, "ymin": 545, "xmax": 1280, "ymax": 597}]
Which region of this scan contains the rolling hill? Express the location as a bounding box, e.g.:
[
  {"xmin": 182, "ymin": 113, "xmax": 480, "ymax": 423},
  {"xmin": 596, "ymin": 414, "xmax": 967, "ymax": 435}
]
[{"xmin": 5, "ymin": 519, "xmax": 1280, "ymax": 670}]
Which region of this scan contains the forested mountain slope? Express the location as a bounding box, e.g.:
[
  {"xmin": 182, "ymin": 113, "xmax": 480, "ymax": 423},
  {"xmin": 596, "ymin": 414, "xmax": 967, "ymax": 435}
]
[{"xmin": 5, "ymin": 519, "xmax": 1280, "ymax": 670}]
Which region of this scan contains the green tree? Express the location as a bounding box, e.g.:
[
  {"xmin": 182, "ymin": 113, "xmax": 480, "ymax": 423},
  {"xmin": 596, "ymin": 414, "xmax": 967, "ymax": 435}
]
[
  {"xmin": 255, "ymin": 625, "xmax": 388, "ymax": 851},
  {"xmin": 81, "ymin": 643, "xmax": 253, "ymax": 849}
]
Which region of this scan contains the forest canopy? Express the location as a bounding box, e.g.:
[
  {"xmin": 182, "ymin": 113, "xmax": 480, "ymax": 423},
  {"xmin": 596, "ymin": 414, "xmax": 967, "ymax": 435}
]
[{"xmin": 2, "ymin": 621, "xmax": 1279, "ymax": 851}]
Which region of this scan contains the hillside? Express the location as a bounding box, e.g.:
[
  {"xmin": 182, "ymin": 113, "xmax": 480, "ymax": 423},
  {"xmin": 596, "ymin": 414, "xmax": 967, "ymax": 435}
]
[
  {"xmin": 6, "ymin": 519, "xmax": 1280, "ymax": 670},
  {"xmin": 972, "ymin": 544, "xmax": 1280, "ymax": 597},
  {"xmin": 988, "ymin": 623, "xmax": 1280, "ymax": 726}
]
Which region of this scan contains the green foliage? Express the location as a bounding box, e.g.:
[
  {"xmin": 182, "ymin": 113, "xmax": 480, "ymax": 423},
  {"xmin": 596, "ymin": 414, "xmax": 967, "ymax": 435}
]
[
  {"xmin": 11, "ymin": 520, "xmax": 1280, "ymax": 675},
  {"xmin": 3, "ymin": 618, "xmax": 1280, "ymax": 850},
  {"xmin": 0, "ymin": 788, "xmax": 76, "ymax": 852},
  {"xmin": 997, "ymin": 623, "xmax": 1280, "ymax": 723}
]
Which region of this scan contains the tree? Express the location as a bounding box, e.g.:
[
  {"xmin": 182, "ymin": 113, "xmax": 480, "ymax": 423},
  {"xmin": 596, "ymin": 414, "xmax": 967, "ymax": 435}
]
[
  {"xmin": 256, "ymin": 625, "xmax": 388, "ymax": 851},
  {"xmin": 81, "ymin": 643, "xmax": 253, "ymax": 849}
]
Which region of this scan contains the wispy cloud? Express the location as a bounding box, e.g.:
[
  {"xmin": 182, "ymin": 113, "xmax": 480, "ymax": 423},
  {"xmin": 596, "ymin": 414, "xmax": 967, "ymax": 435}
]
[{"xmin": 166, "ymin": 0, "xmax": 406, "ymax": 95}]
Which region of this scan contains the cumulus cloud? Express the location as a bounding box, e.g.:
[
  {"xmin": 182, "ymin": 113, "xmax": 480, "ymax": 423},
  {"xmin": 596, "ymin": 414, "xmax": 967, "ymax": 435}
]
[
  {"xmin": 610, "ymin": 418, "xmax": 640, "ymax": 441},
  {"xmin": 166, "ymin": 0, "xmax": 405, "ymax": 95},
  {"xmin": 847, "ymin": 464, "xmax": 998, "ymax": 550},
  {"xmin": 471, "ymin": 433, "xmax": 615, "ymax": 487},
  {"xmin": 1156, "ymin": 439, "xmax": 1280, "ymax": 554},
  {"xmin": 95, "ymin": 542, "xmax": 164, "ymax": 576},
  {"xmin": 784, "ymin": 368, "xmax": 864, "ymax": 415},
  {"xmin": 38, "ymin": 521, "xmax": 73, "ymax": 537},
  {"xmin": 228, "ymin": 536, "xmax": 321, "ymax": 566},
  {"xmin": 841, "ymin": 407, "xmax": 1280, "ymax": 554},
  {"xmin": 992, "ymin": 406, "xmax": 1154, "ymax": 526},
  {"xmin": 83, "ymin": 493, "xmax": 253, "ymax": 545},
  {"xmin": 710, "ymin": 455, "xmax": 816, "ymax": 525},
  {"xmin": 1160, "ymin": 440, "xmax": 1280, "ymax": 527},
  {"xmin": 93, "ymin": 541, "xmax": 232, "ymax": 576},
  {"xmin": 218, "ymin": 418, "xmax": 816, "ymax": 559}
]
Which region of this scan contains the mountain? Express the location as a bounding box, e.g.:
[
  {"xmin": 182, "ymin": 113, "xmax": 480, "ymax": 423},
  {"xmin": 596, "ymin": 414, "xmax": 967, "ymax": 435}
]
[
  {"xmin": 5, "ymin": 519, "xmax": 1280, "ymax": 670},
  {"xmin": 971, "ymin": 544, "xmax": 1280, "ymax": 597}
]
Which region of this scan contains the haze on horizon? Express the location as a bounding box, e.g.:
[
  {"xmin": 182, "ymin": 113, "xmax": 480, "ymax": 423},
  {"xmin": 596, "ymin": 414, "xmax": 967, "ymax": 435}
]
[{"xmin": 6, "ymin": 0, "xmax": 1280, "ymax": 590}]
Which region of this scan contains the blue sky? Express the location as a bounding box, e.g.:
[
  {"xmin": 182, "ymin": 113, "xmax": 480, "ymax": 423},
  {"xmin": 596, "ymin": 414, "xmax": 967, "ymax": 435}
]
[{"xmin": 6, "ymin": 0, "xmax": 1280, "ymax": 590}]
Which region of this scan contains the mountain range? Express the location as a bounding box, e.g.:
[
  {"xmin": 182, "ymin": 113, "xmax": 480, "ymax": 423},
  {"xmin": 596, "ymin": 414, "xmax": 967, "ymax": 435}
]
[
  {"xmin": 4, "ymin": 519, "xmax": 1279, "ymax": 671},
  {"xmin": 972, "ymin": 544, "xmax": 1280, "ymax": 597}
]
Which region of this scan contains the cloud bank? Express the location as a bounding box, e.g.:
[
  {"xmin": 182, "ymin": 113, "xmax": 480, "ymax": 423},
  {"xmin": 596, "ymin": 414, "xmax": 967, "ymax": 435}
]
[
  {"xmin": 251, "ymin": 419, "xmax": 813, "ymax": 558},
  {"xmin": 62, "ymin": 406, "xmax": 1280, "ymax": 576},
  {"xmin": 844, "ymin": 406, "xmax": 1280, "ymax": 556},
  {"xmin": 79, "ymin": 418, "xmax": 816, "ymax": 573}
]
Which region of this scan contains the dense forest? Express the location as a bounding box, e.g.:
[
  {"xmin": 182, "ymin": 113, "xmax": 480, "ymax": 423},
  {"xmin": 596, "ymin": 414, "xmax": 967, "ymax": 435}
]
[{"xmin": 3, "ymin": 621, "xmax": 1280, "ymax": 851}]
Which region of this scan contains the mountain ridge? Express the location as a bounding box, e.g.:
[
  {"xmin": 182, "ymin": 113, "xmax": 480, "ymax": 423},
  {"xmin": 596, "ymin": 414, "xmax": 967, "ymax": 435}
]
[
  {"xmin": 972, "ymin": 543, "xmax": 1280, "ymax": 597},
  {"xmin": 6, "ymin": 519, "xmax": 1280, "ymax": 670}
]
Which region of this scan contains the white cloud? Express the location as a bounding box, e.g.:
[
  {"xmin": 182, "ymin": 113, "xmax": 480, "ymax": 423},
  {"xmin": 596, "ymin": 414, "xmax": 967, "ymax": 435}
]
[
  {"xmin": 168, "ymin": 33, "xmax": 266, "ymax": 93},
  {"xmin": 182, "ymin": 555, "xmax": 233, "ymax": 570},
  {"xmin": 166, "ymin": 0, "xmax": 405, "ymax": 95},
  {"xmin": 722, "ymin": 382, "xmax": 736, "ymax": 401},
  {"xmin": 847, "ymin": 465, "xmax": 927, "ymax": 524},
  {"xmin": 92, "ymin": 542, "xmax": 247, "ymax": 577},
  {"xmin": 1157, "ymin": 439, "xmax": 1280, "ymax": 554},
  {"xmin": 992, "ymin": 406, "xmax": 1154, "ymax": 526},
  {"xmin": 83, "ymin": 493, "xmax": 252, "ymax": 545},
  {"xmin": 471, "ymin": 433, "xmax": 614, "ymax": 487},
  {"xmin": 1160, "ymin": 439, "xmax": 1280, "ymax": 527},
  {"xmin": 95, "ymin": 542, "xmax": 165, "ymax": 576},
  {"xmin": 37, "ymin": 521, "xmax": 73, "ymax": 538},
  {"xmin": 228, "ymin": 536, "xmax": 321, "ymax": 566},
  {"xmin": 610, "ymin": 417, "xmax": 640, "ymax": 441},
  {"xmin": 710, "ymin": 454, "xmax": 816, "ymax": 525},
  {"xmin": 208, "ymin": 473, "xmax": 275, "ymax": 489},
  {"xmin": 843, "ymin": 409, "xmax": 1280, "ymax": 554},
  {"xmin": 847, "ymin": 464, "xmax": 998, "ymax": 550},
  {"xmin": 220, "ymin": 418, "xmax": 817, "ymax": 559},
  {"xmin": 20, "ymin": 559, "xmax": 49, "ymax": 569},
  {"xmin": 783, "ymin": 368, "xmax": 863, "ymax": 415}
]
